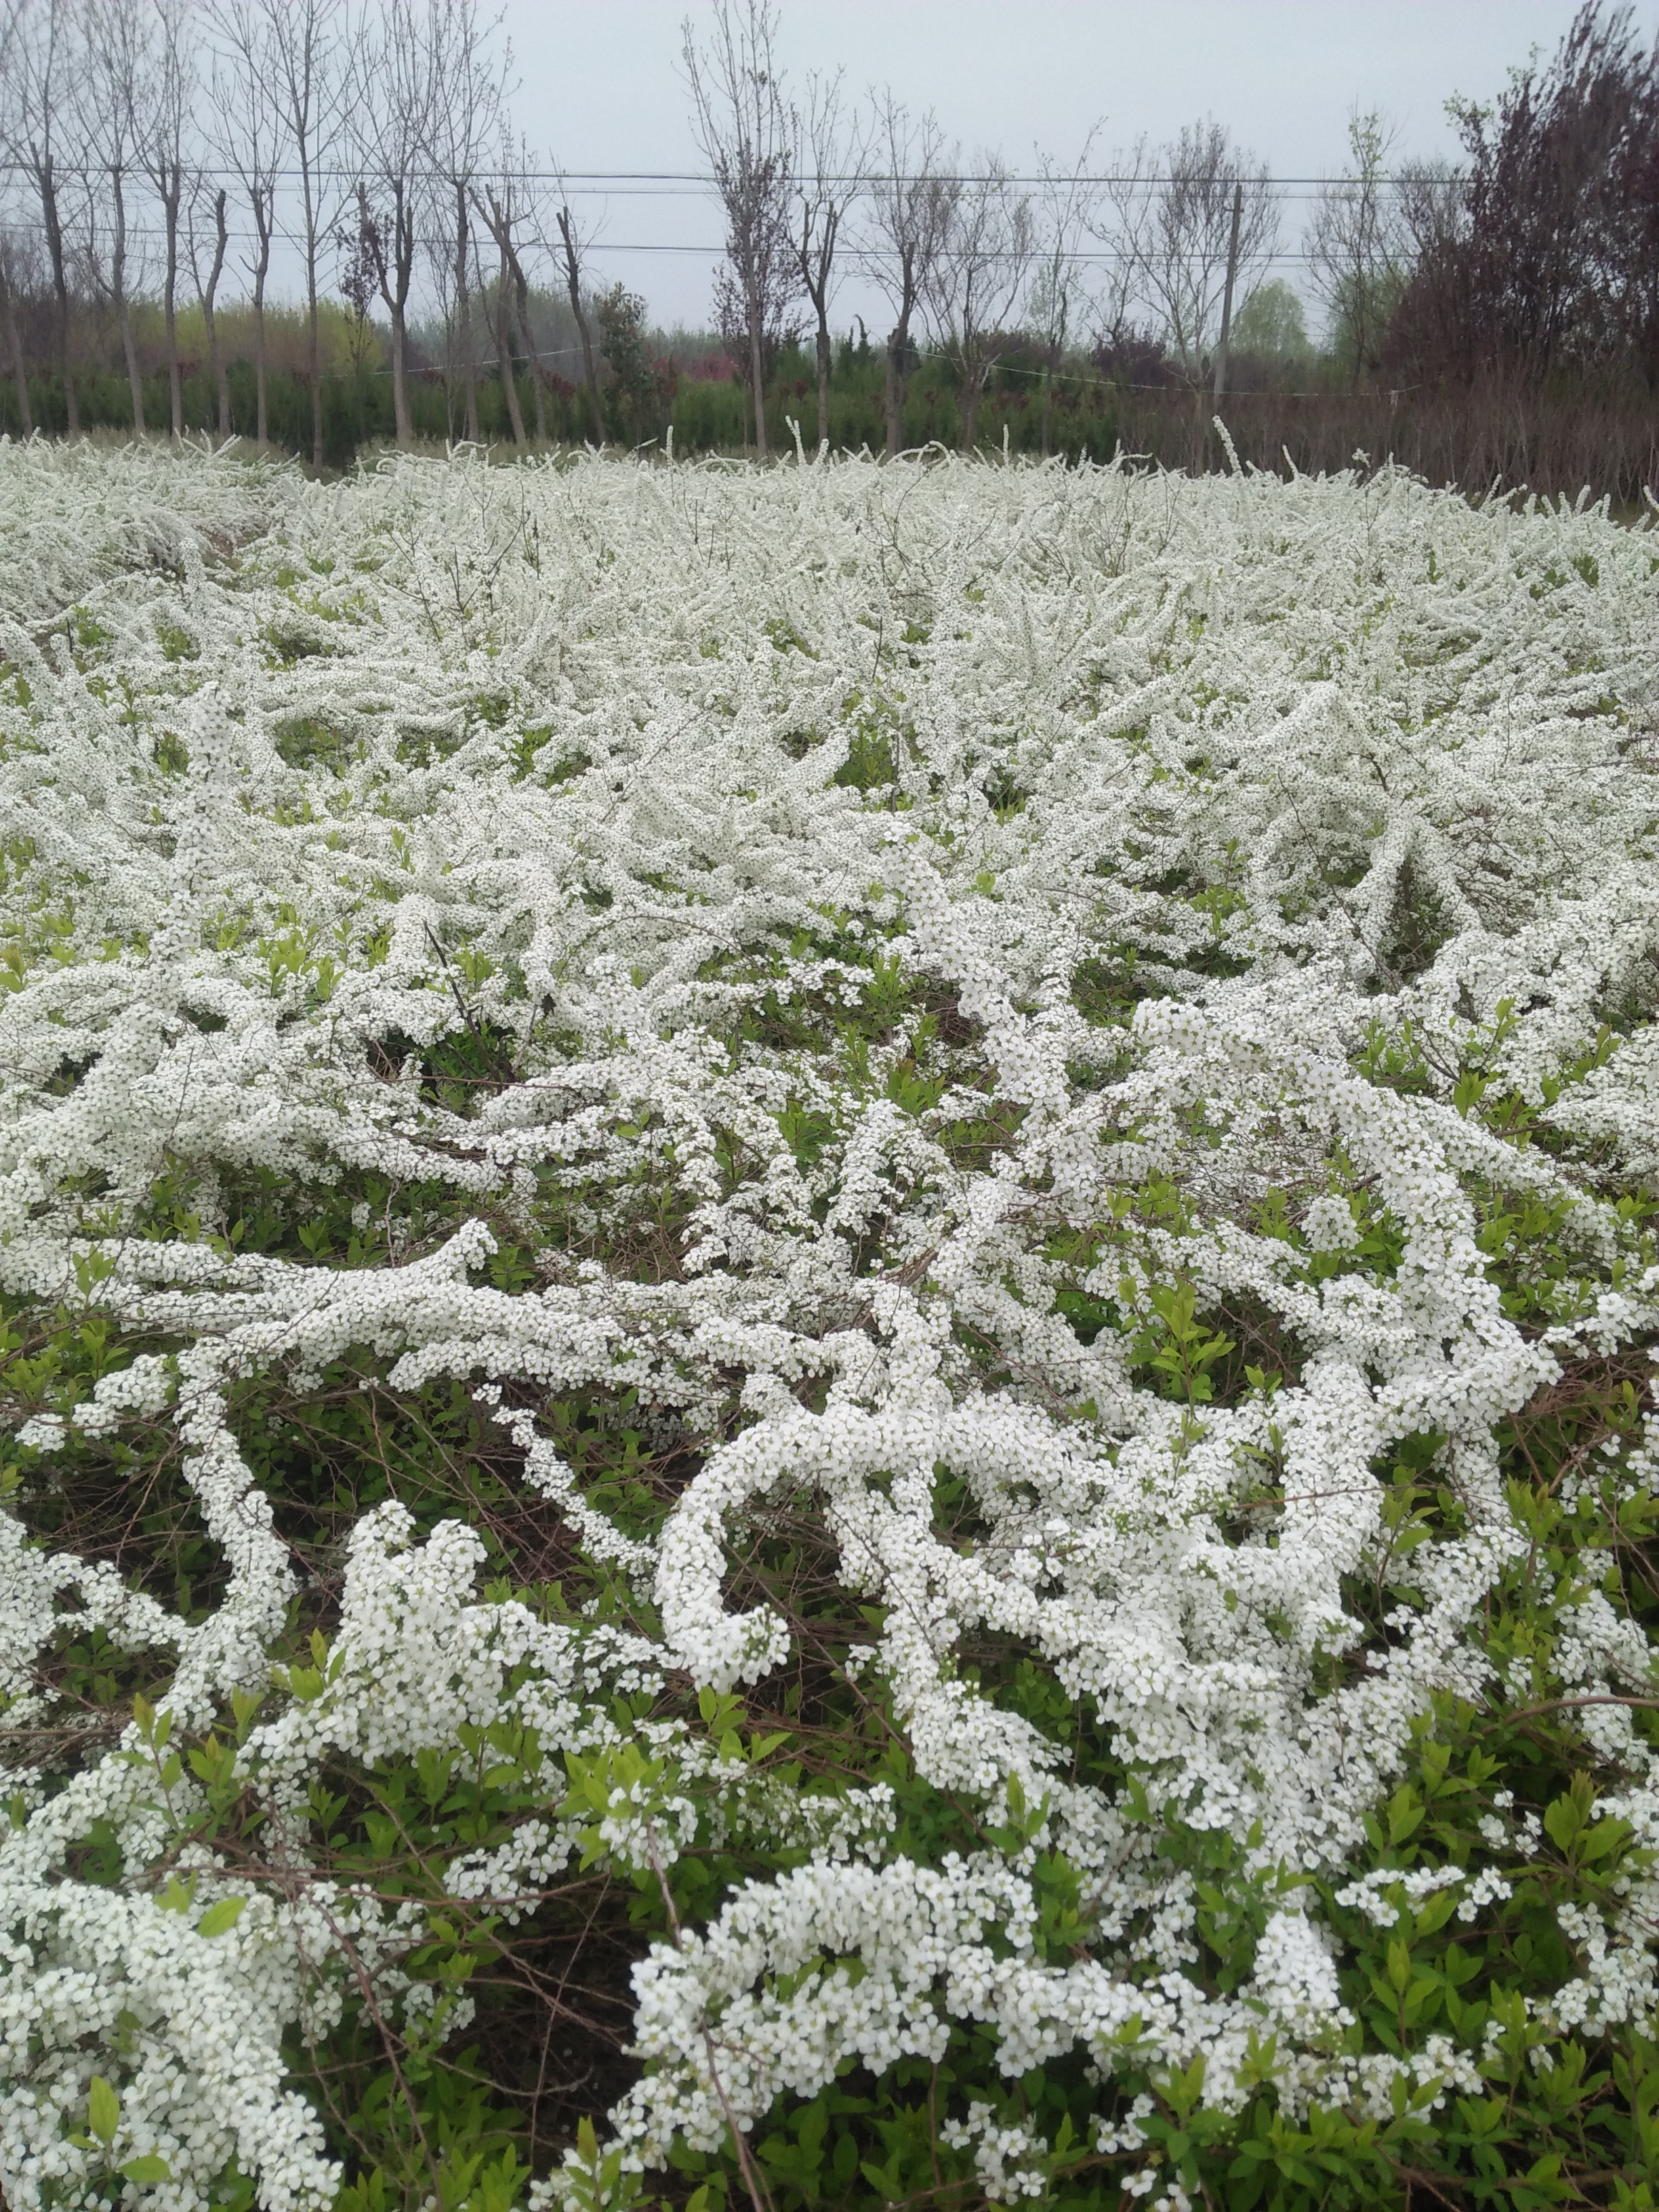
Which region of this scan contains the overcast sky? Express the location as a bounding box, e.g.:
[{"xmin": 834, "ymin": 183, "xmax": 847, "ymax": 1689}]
[{"xmin": 502, "ymin": 0, "xmax": 1659, "ymax": 335}]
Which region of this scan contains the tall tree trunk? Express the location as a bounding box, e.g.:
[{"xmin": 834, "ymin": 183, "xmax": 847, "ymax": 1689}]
[
  {"xmin": 884, "ymin": 324, "xmax": 909, "ymax": 459},
  {"xmin": 203, "ymin": 190, "xmax": 230, "ymax": 437},
  {"xmin": 252, "ymin": 201, "xmax": 270, "ymax": 447},
  {"xmin": 253, "ymin": 289, "xmax": 268, "ymax": 445},
  {"xmin": 303, "ymin": 148, "xmax": 323, "ymax": 469},
  {"xmin": 557, "ymin": 213, "xmax": 605, "ymax": 444},
  {"xmin": 307, "ymin": 238, "xmax": 323, "ymax": 469},
  {"xmin": 815, "ymin": 318, "xmax": 831, "ymax": 450},
  {"xmin": 495, "ymin": 247, "xmax": 526, "ymax": 445},
  {"xmin": 57, "ymin": 285, "xmax": 75, "ymax": 434},
  {"xmin": 960, "ymin": 373, "xmax": 980, "ymax": 455},
  {"xmin": 164, "ymin": 176, "xmax": 183, "ymax": 439},
  {"xmin": 1039, "ymin": 352, "xmax": 1054, "ymax": 459},
  {"xmin": 512, "ymin": 267, "xmax": 545, "ymax": 441},
  {"xmin": 496, "ymin": 237, "xmax": 545, "ymax": 442},
  {"xmin": 579, "ymin": 316, "xmax": 604, "ymax": 442},
  {"xmin": 118, "ymin": 298, "xmax": 144, "ymax": 430},
  {"xmin": 747, "ymin": 285, "xmax": 768, "ymax": 459},
  {"xmin": 112, "ymin": 176, "xmax": 145, "ymax": 433},
  {"xmin": 390, "ymin": 310, "xmax": 410, "ymax": 445},
  {"xmin": 455, "ymin": 182, "xmax": 478, "ymax": 442},
  {"xmin": 0, "ymin": 262, "xmax": 31, "ymax": 434},
  {"xmin": 390, "ymin": 191, "xmax": 413, "ymax": 447},
  {"xmin": 37, "ymin": 163, "xmax": 77, "ymax": 435}
]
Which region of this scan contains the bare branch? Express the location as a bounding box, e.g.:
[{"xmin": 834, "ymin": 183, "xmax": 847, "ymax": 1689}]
[
  {"xmin": 682, "ymin": 0, "xmax": 797, "ymax": 459},
  {"xmin": 1104, "ymin": 119, "xmax": 1278, "ymax": 390},
  {"xmin": 205, "ymin": 0, "xmax": 281, "ymax": 443},
  {"xmin": 924, "ymin": 150, "xmax": 1033, "ymax": 453},
  {"xmin": 1310, "ymin": 108, "xmax": 1406, "ymax": 386},
  {"xmin": 863, "ymin": 94, "xmax": 957, "ymax": 458},
  {"xmin": 792, "ymin": 69, "xmax": 866, "ymax": 452}
]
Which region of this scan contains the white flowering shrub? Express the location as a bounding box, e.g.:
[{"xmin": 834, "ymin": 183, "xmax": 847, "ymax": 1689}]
[{"xmin": 2, "ymin": 433, "xmax": 1658, "ymax": 2212}]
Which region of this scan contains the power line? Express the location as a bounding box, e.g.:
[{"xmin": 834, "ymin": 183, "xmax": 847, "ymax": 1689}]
[
  {"xmin": 0, "ymin": 161, "xmax": 1444, "ymax": 190},
  {"xmin": 35, "ymin": 211, "xmax": 1361, "ymax": 268}
]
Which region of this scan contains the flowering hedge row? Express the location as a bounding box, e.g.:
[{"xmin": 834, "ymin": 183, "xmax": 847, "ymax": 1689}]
[{"xmin": 1, "ymin": 436, "xmax": 1657, "ymax": 2212}]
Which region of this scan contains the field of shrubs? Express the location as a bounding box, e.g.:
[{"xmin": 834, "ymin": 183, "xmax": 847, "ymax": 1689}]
[{"xmin": 1, "ymin": 435, "xmax": 1658, "ymax": 2212}]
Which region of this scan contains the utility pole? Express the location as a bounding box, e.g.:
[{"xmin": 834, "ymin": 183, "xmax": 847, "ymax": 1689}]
[{"xmin": 1212, "ymin": 178, "xmax": 1244, "ymax": 403}]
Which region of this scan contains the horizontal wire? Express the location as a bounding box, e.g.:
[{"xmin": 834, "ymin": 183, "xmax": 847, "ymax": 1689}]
[
  {"xmin": 56, "ymin": 222, "xmax": 1370, "ymax": 263},
  {"xmin": 0, "ymin": 161, "xmax": 1446, "ymax": 190}
]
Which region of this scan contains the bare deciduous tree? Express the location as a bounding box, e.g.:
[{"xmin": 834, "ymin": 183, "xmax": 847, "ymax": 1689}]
[
  {"xmin": 79, "ymin": 0, "xmax": 151, "ymax": 434},
  {"xmin": 792, "ymin": 68, "xmax": 864, "ymax": 452},
  {"xmin": 1106, "ymin": 120, "xmax": 1277, "ymax": 390},
  {"xmin": 426, "ymin": 1, "xmax": 506, "ymax": 446},
  {"xmin": 478, "ymin": 138, "xmax": 552, "ymax": 443},
  {"xmin": 207, "ymin": 0, "xmax": 279, "ymax": 445},
  {"xmin": 865, "ymin": 96, "xmax": 957, "ymax": 459},
  {"xmin": 262, "ymin": 0, "xmax": 350, "ymax": 468},
  {"xmin": 0, "ymin": 1, "xmax": 30, "ymax": 434},
  {"xmin": 1029, "ymin": 131, "xmax": 1103, "ymax": 457},
  {"xmin": 145, "ymin": 0, "xmax": 194, "ymax": 440},
  {"xmin": 0, "ymin": 216, "xmax": 35, "ymax": 434},
  {"xmin": 474, "ymin": 149, "xmax": 529, "ymax": 445},
  {"xmin": 682, "ymin": 0, "xmax": 796, "ymax": 459},
  {"xmin": 550, "ymin": 185, "xmax": 605, "ymax": 444},
  {"xmin": 348, "ymin": 0, "xmax": 433, "ymax": 447},
  {"xmin": 1311, "ymin": 108, "xmax": 1406, "ymax": 386},
  {"xmin": 925, "ymin": 151, "xmax": 1032, "ymax": 452},
  {"xmin": 9, "ymin": 0, "xmax": 81, "ymax": 432},
  {"xmin": 187, "ymin": 181, "xmax": 232, "ymax": 436}
]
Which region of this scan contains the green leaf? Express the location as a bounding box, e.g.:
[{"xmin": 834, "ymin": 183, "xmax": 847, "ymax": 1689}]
[
  {"xmin": 1544, "ymin": 1795, "xmax": 1583, "ymax": 1852},
  {"xmin": 1579, "ymin": 1816, "xmax": 1631, "ymax": 1865},
  {"xmin": 196, "ymin": 1896, "xmax": 247, "ymax": 1938},
  {"xmin": 798, "ymin": 2101, "xmax": 828, "ymax": 2160},
  {"xmin": 89, "ymin": 2075, "xmax": 119, "ymax": 2146},
  {"xmin": 1387, "ymin": 1784, "xmax": 1425, "ymax": 1843},
  {"xmin": 121, "ymin": 2156, "xmax": 171, "ymax": 2185},
  {"xmin": 1415, "ymin": 1889, "xmax": 1458, "ymax": 1937}
]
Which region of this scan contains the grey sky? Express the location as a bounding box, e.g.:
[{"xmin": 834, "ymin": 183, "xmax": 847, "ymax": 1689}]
[{"xmin": 501, "ymin": 0, "xmax": 1659, "ymax": 337}]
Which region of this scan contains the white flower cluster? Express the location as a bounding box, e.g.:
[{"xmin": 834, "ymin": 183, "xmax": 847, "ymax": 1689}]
[{"xmin": 0, "ymin": 437, "xmax": 1656, "ymax": 2208}]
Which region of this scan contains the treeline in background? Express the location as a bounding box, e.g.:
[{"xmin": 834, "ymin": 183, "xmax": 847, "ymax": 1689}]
[{"xmin": 0, "ymin": 0, "xmax": 1656, "ymax": 502}]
